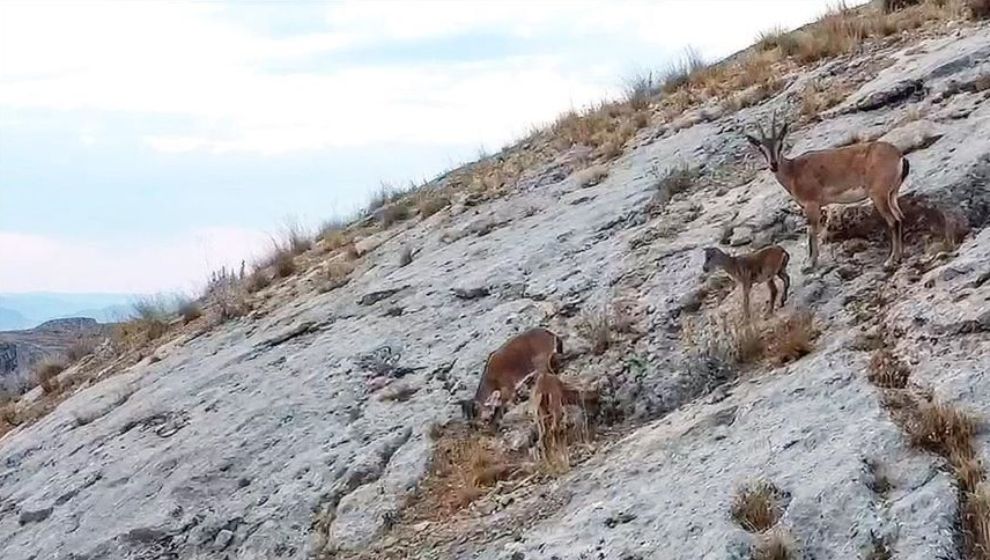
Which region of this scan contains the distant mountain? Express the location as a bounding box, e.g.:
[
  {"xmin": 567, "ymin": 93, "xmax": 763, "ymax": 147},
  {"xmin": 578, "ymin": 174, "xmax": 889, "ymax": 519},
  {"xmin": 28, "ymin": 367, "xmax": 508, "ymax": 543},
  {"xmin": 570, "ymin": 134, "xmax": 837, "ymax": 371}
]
[
  {"xmin": 0, "ymin": 307, "xmax": 30, "ymax": 331},
  {"xmin": 0, "ymin": 293, "xmax": 139, "ymax": 330},
  {"xmin": 0, "ymin": 317, "xmax": 108, "ymax": 394}
]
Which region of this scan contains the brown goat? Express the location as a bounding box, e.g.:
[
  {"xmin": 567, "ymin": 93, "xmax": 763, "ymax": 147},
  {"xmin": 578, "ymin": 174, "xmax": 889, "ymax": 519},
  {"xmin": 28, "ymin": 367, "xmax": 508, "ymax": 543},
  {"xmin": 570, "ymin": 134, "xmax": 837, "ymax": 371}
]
[
  {"xmin": 530, "ymin": 367, "xmax": 599, "ymax": 460},
  {"xmin": 746, "ymin": 114, "xmax": 909, "ymax": 270},
  {"xmin": 702, "ymin": 245, "xmax": 791, "ymax": 320},
  {"xmin": 460, "ymin": 327, "xmax": 563, "ymax": 424}
]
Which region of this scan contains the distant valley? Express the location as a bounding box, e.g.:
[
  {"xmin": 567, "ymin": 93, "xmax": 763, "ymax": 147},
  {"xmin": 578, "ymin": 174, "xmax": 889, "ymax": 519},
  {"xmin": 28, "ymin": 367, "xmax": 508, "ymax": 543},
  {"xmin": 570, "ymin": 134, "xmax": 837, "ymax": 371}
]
[{"xmin": 0, "ymin": 292, "xmax": 136, "ymax": 330}]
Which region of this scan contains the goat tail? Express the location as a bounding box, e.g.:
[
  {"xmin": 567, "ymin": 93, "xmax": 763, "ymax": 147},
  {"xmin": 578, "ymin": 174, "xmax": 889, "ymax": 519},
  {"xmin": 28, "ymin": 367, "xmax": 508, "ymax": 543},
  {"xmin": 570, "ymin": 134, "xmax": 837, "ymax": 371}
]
[{"xmin": 900, "ymin": 157, "xmax": 910, "ymax": 183}]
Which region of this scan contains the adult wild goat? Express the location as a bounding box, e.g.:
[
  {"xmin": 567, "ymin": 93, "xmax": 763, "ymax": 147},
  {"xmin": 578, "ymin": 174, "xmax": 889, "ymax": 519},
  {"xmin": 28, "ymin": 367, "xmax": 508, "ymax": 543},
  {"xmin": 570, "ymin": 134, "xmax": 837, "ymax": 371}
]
[
  {"xmin": 702, "ymin": 245, "xmax": 791, "ymax": 321},
  {"xmin": 745, "ymin": 114, "xmax": 910, "ymax": 270},
  {"xmin": 460, "ymin": 327, "xmax": 563, "ymax": 425}
]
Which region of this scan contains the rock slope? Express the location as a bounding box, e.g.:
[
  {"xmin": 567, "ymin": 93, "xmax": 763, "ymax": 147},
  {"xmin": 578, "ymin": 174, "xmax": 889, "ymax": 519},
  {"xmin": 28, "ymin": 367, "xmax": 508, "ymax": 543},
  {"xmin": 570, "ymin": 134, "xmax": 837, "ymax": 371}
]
[{"xmin": 1, "ymin": 19, "xmax": 989, "ymax": 560}]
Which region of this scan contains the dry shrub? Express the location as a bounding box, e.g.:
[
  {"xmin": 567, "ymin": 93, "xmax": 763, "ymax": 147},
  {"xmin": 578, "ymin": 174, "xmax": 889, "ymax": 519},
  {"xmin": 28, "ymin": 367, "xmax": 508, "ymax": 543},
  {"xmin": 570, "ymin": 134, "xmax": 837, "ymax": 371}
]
[
  {"xmin": 722, "ymin": 314, "xmax": 765, "ymax": 365},
  {"xmin": 764, "ymin": 310, "xmax": 817, "ymax": 366},
  {"xmin": 344, "ymin": 242, "xmax": 362, "ymax": 261},
  {"xmin": 622, "ymin": 70, "xmax": 661, "ymax": 110},
  {"xmin": 378, "ymin": 203, "xmax": 411, "ymax": 228},
  {"xmin": 574, "ymin": 165, "xmax": 609, "ymax": 188},
  {"xmin": 319, "ymin": 218, "xmax": 354, "ymax": 252},
  {"xmin": 176, "ymin": 297, "xmax": 203, "ymax": 324},
  {"xmin": 282, "ymin": 219, "xmax": 313, "ymax": 255},
  {"xmin": 245, "ymin": 268, "xmax": 272, "ymax": 293},
  {"xmin": 964, "ymin": 482, "xmax": 990, "ymax": 558},
  {"xmin": 576, "ymin": 303, "xmax": 624, "ymax": 355},
  {"xmin": 410, "ymin": 426, "xmax": 523, "ymax": 518},
  {"xmin": 130, "ymin": 296, "xmax": 170, "ymax": 341},
  {"xmin": 415, "ymin": 192, "xmax": 450, "ymax": 218},
  {"xmin": 272, "ymin": 250, "xmax": 296, "ymax": 278},
  {"xmin": 905, "ymin": 400, "xmax": 979, "ymax": 460},
  {"xmin": 66, "ymin": 338, "xmax": 99, "ymax": 362},
  {"xmin": 752, "ymin": 528, "xmax": 797, "ymax": 560},
  {"xmin": 868, "ymin": 348, "xmax": 910, "ymax": 388},
  {"xmin": 35, "ymin": 356, "xmax": 68, "ymax": 395},
  {"xmin": 650, "ymin": 162, "xmax": 698, "ymax": 198},
  {"xmin": 660, "ymin": 47, "xmax": 707, "ymax": 93},
  {"xmin": 731, "ymin": 480, "xmax": 784, "ymax": 532},
  {"xmin": 367, "ymin": 181, "xmax": 403, "ymax": 214},
  {"xmin": 799, "ymin": 79, "xmax": 849, "ymax": 119},
  {"xmin": 0, "ymin": 399, "xmax": 18, "ymax": 428},
  {"xmin": 322, "ymin": 261, "xmax": 354, "ymax": 292}
]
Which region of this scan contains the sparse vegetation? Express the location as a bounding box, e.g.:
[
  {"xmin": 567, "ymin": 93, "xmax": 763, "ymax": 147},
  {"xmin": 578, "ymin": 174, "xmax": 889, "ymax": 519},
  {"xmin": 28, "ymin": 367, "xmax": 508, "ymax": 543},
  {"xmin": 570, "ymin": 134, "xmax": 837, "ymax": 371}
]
[
  {"xmin": 406, "ymin": 426, "xmax": 525, "ymax": 519},
  {"xmin": 576, "ymin": 302, "xmax": 632, "ymax": 355},
  {"xmin": 129, "ymin": 296, "xmax": 171, "ymax": 341},
  {"xmin": 868, "ymin": 348, "xmax": 910, "ymax": 388},
  {"xmin": 622, "ymin": 70, "xmax": 661, "ymax": 110},
  {"xmin": 415, "ymin": 191, "xmax": 451, "ymax": 218},
  {"xmin": 378, "ymin": 202, "xmax": 411, "ymax": 228},
  {"xmin": 731, "ymin": 479, "xmax": 785, "ymax": 532},
  {"xmin": 204, "ymin": 267, "xmax": 249, "ymax": 321},
  {"xmin": 321, "ymin": 261, "xmax": 354, "ymax": 292},
  {"xmin": 176, "ymin": 296, "xmax": 203, "ymax": 324},
  {"xmin": 282, "ymin": 219, "xmax": 313, "ymax": 255},
  {"xmin": 34, "ymin": 356, "xmax": 68, "ymax": 395},
  {"xmin": 66, "ymin": 337, "xmax": 99, "ymax": 362},
  {"xmin": 764, "ymin": 310, "xmax": 817, "ymax": 365},
  {"xmin": 752, "ymin": 528, "xmax": 797, "ymax": 560},
  {"xmin": 574, "ymin": 165, "xmax": 609, "ymax": 188}
]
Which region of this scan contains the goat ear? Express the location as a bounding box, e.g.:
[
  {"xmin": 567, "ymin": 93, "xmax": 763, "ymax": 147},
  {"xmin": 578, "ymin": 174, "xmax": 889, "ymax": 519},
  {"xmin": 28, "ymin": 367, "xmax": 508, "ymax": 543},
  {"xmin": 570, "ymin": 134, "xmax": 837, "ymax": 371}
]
[{"xmin": 744, "ymin": 134, "xmax": 760, "ymax": 147}]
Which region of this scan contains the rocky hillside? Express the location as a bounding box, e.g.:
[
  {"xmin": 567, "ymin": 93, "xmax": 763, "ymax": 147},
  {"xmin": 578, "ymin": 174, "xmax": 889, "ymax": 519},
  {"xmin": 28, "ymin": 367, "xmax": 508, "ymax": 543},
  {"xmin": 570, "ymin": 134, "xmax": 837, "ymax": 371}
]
[
  {"xmin": 1, "ymin": 6, "xmax": 988, "ymax": 560},
  {"xmin": 0, "ymin": 318, "xmax": 106, "ymax": 395}
]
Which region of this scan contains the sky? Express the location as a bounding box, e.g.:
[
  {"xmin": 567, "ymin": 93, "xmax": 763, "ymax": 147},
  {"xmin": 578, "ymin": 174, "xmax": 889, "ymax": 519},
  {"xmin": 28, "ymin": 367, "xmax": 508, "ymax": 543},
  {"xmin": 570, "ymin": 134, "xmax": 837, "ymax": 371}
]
[{"xmin": 0, "ymin": 0, "xmax": 851, "ymax": 295}]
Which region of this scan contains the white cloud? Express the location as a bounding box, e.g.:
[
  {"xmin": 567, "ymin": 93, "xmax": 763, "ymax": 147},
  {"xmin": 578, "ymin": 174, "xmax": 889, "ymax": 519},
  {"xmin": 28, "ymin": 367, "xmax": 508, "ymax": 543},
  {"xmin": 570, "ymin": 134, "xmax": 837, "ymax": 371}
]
[
  {"xmin": 0, "ymin": 0, "xmax": 850, "ymax": 156},
  {"xmin": 0, "ymin": 228, "xmax": 271, "ymax": 294}
]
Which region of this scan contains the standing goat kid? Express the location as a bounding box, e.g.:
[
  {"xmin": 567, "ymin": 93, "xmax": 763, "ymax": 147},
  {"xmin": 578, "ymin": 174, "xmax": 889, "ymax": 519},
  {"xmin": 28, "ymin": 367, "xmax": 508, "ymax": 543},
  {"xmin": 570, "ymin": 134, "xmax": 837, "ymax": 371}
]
[
  {"xmin": 702, "ymin": 246, "xmax": 791, "ymax": 321},
  {"xmin": 745, "ymin": 114, "xmax": 910, "ymax": 270}
]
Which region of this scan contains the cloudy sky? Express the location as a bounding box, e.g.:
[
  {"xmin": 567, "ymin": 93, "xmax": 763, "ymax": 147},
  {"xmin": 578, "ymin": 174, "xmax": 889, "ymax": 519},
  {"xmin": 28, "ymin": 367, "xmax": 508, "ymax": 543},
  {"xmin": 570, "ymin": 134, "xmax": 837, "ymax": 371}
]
[{"xmin": 0, "ymin": 0, "xmax": 848, "ymax": 295}]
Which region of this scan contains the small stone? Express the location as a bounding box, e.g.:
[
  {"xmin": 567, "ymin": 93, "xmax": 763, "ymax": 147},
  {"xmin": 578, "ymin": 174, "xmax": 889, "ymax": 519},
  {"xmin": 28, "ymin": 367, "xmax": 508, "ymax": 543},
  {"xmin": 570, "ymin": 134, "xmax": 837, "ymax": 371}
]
[
  {"xmin": 728, "ymin": 226, "xmax": 753, "ymax": 247},
  {"xmin": 214, "ymin": 529, "xmax": 234, "ymax": 550}
]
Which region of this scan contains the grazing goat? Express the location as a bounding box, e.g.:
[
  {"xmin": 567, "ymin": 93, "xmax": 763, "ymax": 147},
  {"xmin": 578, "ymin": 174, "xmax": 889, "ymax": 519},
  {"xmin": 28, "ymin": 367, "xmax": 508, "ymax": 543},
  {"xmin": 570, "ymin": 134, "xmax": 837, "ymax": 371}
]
[
  {"xmin": 702, "ymin": 246, "xmax": 791, "ymax": 320},
  {"xmin": 460, "ymin": 327, "xmax": 563, "ymax": 425},
  {"xmin": 745, "ymin": 114, "xmax": 910, "ymax": 270}
]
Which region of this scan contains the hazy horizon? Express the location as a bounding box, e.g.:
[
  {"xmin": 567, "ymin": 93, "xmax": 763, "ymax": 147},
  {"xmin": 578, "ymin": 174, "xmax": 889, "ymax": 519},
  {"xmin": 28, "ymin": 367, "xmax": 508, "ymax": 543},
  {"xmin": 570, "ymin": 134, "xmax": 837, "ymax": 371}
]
[{"xmin": 0, "ymin": 0, "xmax": 858, "ymax": 296}]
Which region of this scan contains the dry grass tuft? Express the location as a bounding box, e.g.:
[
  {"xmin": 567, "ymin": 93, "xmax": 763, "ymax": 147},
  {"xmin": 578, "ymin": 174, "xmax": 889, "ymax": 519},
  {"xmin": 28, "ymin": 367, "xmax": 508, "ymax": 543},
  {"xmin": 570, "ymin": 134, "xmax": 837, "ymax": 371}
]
[
  {"xmin": 272, "ymin": 250, "xmax": 297, "ymax": 278},
  {"xmin": 409, "ymin": 426, "xmax": 524, "ymax": 519},
  {"xmin": 905, "ymin": 399, "xmax": 979, "ymax": 460},
  {"xmin": 731, "ymin": 479, "xmax": 785, "ymax": 533},
  {"xmin": 574, "ymin": 165, "xmax": 609, "ymax": 188},
  {"xmin": 129, "ymin": 296, "xmax": 171, "ymax": 341},
  {"xmin": 964, "ymin": 482, "xmax": 990, "ymax": 558},
  {"xmin": 378, "ymin": 203, "xmax": 411, "ymax": 228},
  {"xmin": 415, "ymin": 191, "xmax": 451, "ymax": 218},
  {"xmin": 34, "ymin": 356, "xmax": 68, "ymax": 395},
  {"xmin": 66, "ymin": 338, "xmax": 99, "ymax": 362},
  {"xmin": 245, "ymin": 268, "xmax": 272, "ymax": 293},
  {"xmin": 282, "ymin": 219, "xmax": 313, "ymax": 255},
  {"xmin": 799, "ymin": 79, "xmax": 850, "ymax": 120},
  {"xmin": 622, "ymin": 70, "xmax": 661, "ymax": 110},
  {"xmin": 321, "ymin": 261, "xmax": 354, "ymax": 293},
  {"xmin": 868, "ymin": 348, "xmax": 910, "ymax": 389},
  {"xmin": 764, "ymin": 310, "xmax": 818, "ymax": 366},
  {"xmin": 176, "ymin": 297, "xmax": 203, "ymax": 324},
  {"xmin": 752, "ymin": 528, "xmax": 797, "ymax": 560}
]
